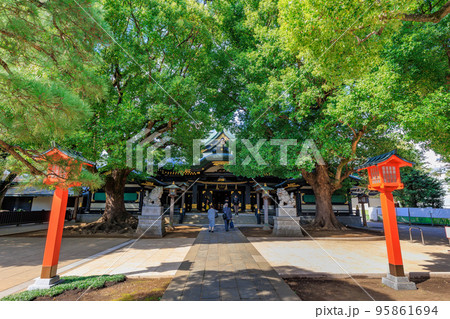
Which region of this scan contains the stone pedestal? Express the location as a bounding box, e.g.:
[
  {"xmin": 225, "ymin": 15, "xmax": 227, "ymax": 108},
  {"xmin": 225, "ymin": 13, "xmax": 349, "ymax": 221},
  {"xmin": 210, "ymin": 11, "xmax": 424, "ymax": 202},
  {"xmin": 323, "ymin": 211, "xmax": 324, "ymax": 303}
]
[
  {"xmin": 382, "ymin": 273, "xmax": 416, "ymax": 290},
  {"xmin": 137, "ymin": 206, "xmax": 166, "ymax": 237},
  {"xmin": 28, "ymin": 276, "xmax": 64, "ymax": 291},
  {"xmin": 272, "ymin": 206, "xmax": 303, "ymax": 237}
]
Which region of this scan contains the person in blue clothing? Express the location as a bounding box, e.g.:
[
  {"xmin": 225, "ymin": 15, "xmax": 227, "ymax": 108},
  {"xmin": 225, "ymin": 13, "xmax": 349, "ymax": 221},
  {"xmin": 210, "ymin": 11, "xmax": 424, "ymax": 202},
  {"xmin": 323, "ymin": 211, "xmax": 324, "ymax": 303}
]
[
  {"xmin": 207, "ymin": 203, "xmax": 218, "ymax": 232},
  {"xmin": 223, "ymin": 201, "xmax": 233, "ymax": 231}
]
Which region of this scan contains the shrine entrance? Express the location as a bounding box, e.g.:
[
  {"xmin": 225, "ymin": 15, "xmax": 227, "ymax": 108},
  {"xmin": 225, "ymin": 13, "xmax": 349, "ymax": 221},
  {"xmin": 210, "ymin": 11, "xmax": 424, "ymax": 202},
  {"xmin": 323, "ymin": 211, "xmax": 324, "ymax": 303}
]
[{"xmin": 212, "ymin": 190, "xmax": 231, "ymax": 210}]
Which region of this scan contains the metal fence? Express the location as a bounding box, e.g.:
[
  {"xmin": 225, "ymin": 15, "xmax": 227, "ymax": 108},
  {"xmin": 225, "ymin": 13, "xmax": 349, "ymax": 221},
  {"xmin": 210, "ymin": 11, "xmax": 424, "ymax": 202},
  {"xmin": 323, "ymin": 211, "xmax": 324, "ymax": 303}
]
[{"xmin": 0, "ymin": 210, "xmax": 51, "ymax": 226}]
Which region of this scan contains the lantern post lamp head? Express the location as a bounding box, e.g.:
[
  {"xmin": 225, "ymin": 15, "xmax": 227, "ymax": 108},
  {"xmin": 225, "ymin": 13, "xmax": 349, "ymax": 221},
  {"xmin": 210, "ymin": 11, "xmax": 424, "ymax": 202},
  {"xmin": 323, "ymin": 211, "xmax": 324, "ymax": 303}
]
[
  {"xmin": 357, "ymin": 193, "xmax": 369, "ymax": 204},
  {"xmin": 357, "ymin": 150, "xmax": 416, "ymax": 290},
  {"xmin": 178, "ymin": 181, "xmax": 189, "ymax": 190},
  {"xmin": 357, "ymin": 149, "xmax": 413, "ymax": 193},
  {"xmin": 259, "ymin": 183, "xmax": 273, "ymax": 199},
  {"xmin": 36, "ymin": 147, "xmax": 94, "ymax": 188},
  {"xmin": 165, "ymin": 181, "xmax": 180, "ymax": 197}
]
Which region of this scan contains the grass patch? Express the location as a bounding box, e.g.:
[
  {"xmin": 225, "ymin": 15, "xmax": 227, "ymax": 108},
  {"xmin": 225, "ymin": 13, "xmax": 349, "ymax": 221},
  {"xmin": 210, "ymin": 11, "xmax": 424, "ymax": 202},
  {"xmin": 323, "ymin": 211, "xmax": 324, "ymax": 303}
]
[
  {"xmin": 1, "ymin": 275, "xmax": 125, "ymax": 301},
  {"xmin": 114, "ymin": 286, "xmax": 167, "ymax": 301}
]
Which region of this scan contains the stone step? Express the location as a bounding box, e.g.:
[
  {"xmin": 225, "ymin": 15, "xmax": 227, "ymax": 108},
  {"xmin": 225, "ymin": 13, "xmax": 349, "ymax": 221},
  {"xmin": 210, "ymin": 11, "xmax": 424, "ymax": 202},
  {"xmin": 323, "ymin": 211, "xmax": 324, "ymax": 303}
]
[{"xmin": 182, "ymin": 213, "xmax": 257, "ymax": 225}]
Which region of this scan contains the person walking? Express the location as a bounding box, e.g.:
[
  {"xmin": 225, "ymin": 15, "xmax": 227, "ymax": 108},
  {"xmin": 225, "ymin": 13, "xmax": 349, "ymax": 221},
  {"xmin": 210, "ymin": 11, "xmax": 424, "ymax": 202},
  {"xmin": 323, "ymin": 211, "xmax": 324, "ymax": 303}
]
[
  {"xmin": 232, "ymin": 194, "xmax": 240, "ymax": 216},
  {"xmin": 223, "ymin": 201, "xmax": 233, "ymax": 232},
  {"xmin": 207, "ymin": 203, "xmax": 218, "ymax": 232}
]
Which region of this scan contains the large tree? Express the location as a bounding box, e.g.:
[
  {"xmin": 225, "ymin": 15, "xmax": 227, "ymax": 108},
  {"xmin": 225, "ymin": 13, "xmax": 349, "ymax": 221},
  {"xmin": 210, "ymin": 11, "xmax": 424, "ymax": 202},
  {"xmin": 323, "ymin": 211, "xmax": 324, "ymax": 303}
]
[
  {"xmin": 64, "ymin": 0, "xmax": 218, "ymax": 230},
  {"xmin": 208, "ymin": 0, "xmax": 448, "ymax": 229}
]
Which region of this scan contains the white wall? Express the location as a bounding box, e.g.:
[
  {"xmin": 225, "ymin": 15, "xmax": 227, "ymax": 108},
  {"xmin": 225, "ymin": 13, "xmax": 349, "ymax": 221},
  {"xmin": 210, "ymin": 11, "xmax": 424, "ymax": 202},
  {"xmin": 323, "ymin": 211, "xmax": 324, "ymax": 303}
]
[{"xmin": 31, "ymin": 197, "xmax": 52, "ymax": 211}]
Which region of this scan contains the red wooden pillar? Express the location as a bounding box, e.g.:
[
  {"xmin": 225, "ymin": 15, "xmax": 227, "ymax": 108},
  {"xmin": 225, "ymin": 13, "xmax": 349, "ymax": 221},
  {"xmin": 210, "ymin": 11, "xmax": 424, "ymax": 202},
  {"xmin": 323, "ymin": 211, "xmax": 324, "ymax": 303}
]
[
  {"xmin": 40, "ymin": 187, "xmax": 69, "ymax": 279},
  {"xmin": 29, "ymin": 147, "xmax": 93, "ymax": 290},
  {"xmin": 380, "ymin": 191, "xmax": 405, "ymax": 277}
]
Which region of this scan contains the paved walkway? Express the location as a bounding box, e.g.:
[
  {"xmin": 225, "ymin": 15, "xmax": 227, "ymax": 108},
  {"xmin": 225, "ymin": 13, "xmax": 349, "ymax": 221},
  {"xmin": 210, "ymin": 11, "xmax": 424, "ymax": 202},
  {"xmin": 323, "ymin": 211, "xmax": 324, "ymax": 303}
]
[
  {"xmin": 0, "ymin": 223, "xmax": 50, "ymax": 236},
  {"xmin": 62, "ymin": 238, "xmax": 195, "ymax": 278},
  {"xmin": 162, "ymin": 226, "xmax": 300, "ymax": 301},
  {"xmin": 0, "ymin": 236, "xmax": 130, "ymax": 298},
  {"xmin": 249, "ymin": 237, "xmax": 450, "ymax": 277}
]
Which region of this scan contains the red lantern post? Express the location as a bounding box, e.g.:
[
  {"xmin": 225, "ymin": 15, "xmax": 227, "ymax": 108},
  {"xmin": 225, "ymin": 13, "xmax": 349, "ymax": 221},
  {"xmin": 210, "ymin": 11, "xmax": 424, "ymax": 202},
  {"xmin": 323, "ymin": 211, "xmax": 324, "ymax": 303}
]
[
  {"xmin": 29, "ymin": 147, "xmax": 93, "ymax": 290},
  {"xmin": 358, "ymin": 150, "xmax": 416, "ymax": 290}
]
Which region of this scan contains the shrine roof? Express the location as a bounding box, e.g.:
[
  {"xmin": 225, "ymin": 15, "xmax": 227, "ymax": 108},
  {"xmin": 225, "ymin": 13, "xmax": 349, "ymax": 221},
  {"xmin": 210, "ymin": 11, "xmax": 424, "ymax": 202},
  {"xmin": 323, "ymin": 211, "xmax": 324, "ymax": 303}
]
[
  {"xmin": 39, "ymin": 146, "xmax": 96, "ymax": 166},
  {"xmin": 357, "ymin": 150, "xmax": 414, "ymax": 170}
]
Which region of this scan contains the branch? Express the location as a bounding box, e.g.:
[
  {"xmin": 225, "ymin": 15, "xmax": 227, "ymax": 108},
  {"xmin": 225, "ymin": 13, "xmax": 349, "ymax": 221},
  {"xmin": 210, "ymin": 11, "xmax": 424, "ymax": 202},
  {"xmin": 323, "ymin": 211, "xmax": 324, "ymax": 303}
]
[
  {"xmin": 0, "ymin": 140, "xmax": 45, "ymax": 176},
  {"xmin": 0, "ymin": 29, "xmax": 58, "ymax": 63},
  {"xmin": 333, "ymin": 129, "xmax": 364, "ymax": 189},
  {"xmin": 0, "ymin": 172, "xmax": 16, "ymax": 194},
  {"xmin": 176, "ymin": 29, "xmax": 196, "ymax": 48},
  {"xmin": 0, "ymin": 56, "xmax": 12, "ymax": 74},
  {"xmin": 401, "ymin": 1, "xmax": 450, "ymax": 23},
  {"xmin": 351, "ymin": 26, "xmax": 384, "ymax": 45}
]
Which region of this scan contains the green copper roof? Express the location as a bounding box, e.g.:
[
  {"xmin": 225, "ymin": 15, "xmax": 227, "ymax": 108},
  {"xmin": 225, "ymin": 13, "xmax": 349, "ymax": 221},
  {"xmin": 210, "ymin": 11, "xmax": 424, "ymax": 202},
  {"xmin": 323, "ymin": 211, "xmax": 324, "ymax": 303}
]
[
  {"xmin": 357, "ymin": 150, "xmax": 414, "ymax": 170},
  {"xmin": 40, "ymin": 145, "xmax": 96, "ymax": 166}
]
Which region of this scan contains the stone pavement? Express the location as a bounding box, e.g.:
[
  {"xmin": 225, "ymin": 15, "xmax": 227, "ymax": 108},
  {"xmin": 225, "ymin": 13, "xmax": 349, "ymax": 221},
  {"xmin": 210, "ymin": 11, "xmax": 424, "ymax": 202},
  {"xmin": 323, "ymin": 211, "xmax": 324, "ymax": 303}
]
[
  {"xmin": 248, "ymin": 236, "xmax": 450, "ymax": 277},
  {"xmin": 62, "ymin": 238, "xmax": 195, "ymax": 278},
  {"xmin": 0, "ymin": 223, "xmax": 50, "ymax": 236},
  {"xmin": 162, "ymin": 226, "xmax": 300, "ymax": 301},
  {"xmin": 0, "ymin": 236, "xmax": 130, "ymax": 298}
]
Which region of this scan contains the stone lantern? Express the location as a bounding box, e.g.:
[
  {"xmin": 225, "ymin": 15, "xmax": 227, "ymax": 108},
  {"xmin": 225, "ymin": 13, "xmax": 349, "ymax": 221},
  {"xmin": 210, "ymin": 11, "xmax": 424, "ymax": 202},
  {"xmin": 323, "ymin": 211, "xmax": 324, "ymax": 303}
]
[
  {"xmin": 178, "ymin": 182, "xmax": 189, "ymax": 214},
  {"xmin": 29, "ymin": 147, "xmax": 94, "ymax": 290},
  {"xmin": 259, "ymin": 183, "xmax": 273, "ymax": 230},
  {"xmin": 358, "ymin": 150, "xmax": 415, "ymax": 290},
  {"xmin": 165, "ymin": 182, "xmax": 180, "ymax": 230},
  {"xmin": 357, "ymin": 193, "xmax": 370, "ymax": 227}
]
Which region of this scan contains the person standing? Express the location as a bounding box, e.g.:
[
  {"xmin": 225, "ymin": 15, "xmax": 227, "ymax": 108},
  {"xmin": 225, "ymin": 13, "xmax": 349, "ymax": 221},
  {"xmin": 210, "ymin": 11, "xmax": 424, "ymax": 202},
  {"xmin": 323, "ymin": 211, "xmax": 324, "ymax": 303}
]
[
  {"xmin": 207, "ymin": 203, "xmax": 218, "ymax": 232},
  {"xmin": 232, "ymin": 194, "xmax": 240, "ymax": 216},
  {"xmin": 223, "ymin": 201, "xmax": 233, "ymax": 232}
]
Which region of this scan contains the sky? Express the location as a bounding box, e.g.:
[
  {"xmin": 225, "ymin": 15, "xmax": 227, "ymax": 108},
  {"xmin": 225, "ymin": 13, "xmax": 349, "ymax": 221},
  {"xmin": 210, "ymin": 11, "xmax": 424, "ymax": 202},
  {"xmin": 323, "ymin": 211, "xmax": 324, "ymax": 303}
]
[{"xmin": 424, "ymin": 150, "xmax": 449, "ymax": 208}]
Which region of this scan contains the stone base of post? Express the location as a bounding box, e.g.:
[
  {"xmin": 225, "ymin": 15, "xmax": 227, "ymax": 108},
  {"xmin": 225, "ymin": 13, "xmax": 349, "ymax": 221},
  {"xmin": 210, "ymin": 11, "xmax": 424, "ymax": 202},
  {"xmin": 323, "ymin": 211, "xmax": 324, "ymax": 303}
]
[
  {"xmin": 137, "ymin": 206, "xmax": 166, "ymax": 237},
  {"xmin": 382, "ymin": 273, "xmax": 416, "ymax": 290},
  {"xmin": 28, "ymin": 276, "xmax": 64, "ymax": 291},
  {"xmin": 272, "ymin": 217, "xmax": 303, "ymax": 236},
  {"xmin": 272, "ymin": 207, "xmax": 304, "ymax": 237}
]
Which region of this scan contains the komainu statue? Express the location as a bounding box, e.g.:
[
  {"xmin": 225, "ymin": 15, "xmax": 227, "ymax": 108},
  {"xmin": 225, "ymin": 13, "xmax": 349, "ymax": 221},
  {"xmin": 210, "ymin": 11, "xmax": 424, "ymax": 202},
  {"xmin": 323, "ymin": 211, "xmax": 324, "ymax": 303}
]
[
  {"xmin": 143, "ymin": 186, "xmax": 163, "ymax": 206},
  {"xmin": 276, "ymin": 188, "xmax": 296, "ymax": 207}
]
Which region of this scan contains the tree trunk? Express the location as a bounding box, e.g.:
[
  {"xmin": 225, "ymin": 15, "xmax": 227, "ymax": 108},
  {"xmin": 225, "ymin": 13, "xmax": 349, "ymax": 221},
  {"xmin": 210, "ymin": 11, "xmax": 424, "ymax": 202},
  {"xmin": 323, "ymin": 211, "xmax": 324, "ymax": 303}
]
[
  {"xmin": 64, "ymin": 168, "xmax": 138, "ymax": 234},
  {"xmin": 0, "ymin": 173, "xmax": 16, "ymax": 209},
  {"xmin": 303, "ymin": 164, "xmax": 343, "ymax": 230},
  {"xmin": 101, "ymin": 168, "xmax": 133, "ymax": 224},
  {"xmin": 311, "ymin": 182, "xmax": 341, "ymax": 229}
]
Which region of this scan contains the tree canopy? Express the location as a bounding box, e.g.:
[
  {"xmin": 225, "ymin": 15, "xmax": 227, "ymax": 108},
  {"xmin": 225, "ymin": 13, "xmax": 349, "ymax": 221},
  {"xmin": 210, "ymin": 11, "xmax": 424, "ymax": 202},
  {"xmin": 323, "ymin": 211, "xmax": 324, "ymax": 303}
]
[
  {"xmin": 1, "ymin": 0, "xmax": 448, "ymax": 230},
  {"xmin": 394, "ymin": 168, "xmax": 446, "ymax": 208},
  {"xmin": 0, "ymin": 0, "xmax": 107, "ymax": 179},
  {"xmin": 204, "ymin": 0, "xmax": 448, "ymax": 228},
  {"xmin": 60, "ymin": 0, "xmax": 224, "ymax": 227}
]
